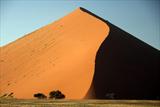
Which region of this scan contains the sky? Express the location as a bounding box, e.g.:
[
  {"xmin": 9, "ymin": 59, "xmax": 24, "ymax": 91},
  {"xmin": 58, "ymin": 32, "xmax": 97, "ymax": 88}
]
[{"xmin": 0, "ymin": 0, "xmax": 160, "ymax": 49}]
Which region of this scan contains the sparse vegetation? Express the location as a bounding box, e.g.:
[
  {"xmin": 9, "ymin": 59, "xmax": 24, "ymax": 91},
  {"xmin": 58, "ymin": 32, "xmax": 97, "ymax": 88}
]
[
  {"xmin": 34, "ymin": 93, "xmax": 47, "ymax": 99},
  {"xmin": 49, "ymin": 90, "xmax": 65, "ymax": 99},
  {"xmin": 0, "ymin": 99, "xmax": 159, "ymax": 107},
  {"xmin": 33, "ymin": 90, "xmax": 65, "ymax": 100}
]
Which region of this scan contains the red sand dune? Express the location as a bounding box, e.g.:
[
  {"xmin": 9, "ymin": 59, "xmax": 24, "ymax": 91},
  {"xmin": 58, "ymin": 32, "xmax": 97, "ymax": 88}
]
[
  {"xmin": 1, "ymin": 7, "xmax": 159, "ymax": 100},
  {"xmin": 0, "ymin": 8, "xmax": 110, "ymax": 99}
]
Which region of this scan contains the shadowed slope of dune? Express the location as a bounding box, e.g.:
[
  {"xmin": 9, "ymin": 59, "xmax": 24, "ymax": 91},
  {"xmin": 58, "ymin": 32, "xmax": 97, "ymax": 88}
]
[
  {"xmin": 0, "ymin": 8, "xmax": 109, "ymax": 99},
  {"xmin": 94, "ymin": 21, "xmax": 160, "ymax": 99}
]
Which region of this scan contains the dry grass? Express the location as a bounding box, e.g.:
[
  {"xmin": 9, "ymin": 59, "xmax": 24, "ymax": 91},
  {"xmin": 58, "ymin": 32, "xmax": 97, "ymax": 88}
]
[{"xmin": 0, "ymin": 99, "xmax": 160, "ymax": 107}]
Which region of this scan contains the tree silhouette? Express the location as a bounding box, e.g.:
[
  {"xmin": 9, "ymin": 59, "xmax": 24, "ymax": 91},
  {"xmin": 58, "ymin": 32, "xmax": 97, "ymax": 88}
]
[
  {"xmin": 49, "ymin": 90, "xmax": 65, "ymax": 99},
  {"xmin": 34, "ymin": 93, "xmax": 47, "ymax": 99}
]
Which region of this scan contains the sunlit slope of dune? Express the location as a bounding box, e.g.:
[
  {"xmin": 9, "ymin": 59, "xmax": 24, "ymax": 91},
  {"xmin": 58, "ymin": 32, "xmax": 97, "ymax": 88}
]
[{"xmin": 0, "ymin": 8, "xmax": 109, "ymax": 99}]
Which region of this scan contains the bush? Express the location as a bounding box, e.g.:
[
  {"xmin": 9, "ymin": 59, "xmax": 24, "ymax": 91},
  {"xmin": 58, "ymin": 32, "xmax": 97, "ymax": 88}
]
[
  {"xmin": 49, "ymin": 90, "xmax": 65, "ymax": 99},
  {"xmin": 34, "ymin": 93, "xmax": 47, "ymax": 99}
]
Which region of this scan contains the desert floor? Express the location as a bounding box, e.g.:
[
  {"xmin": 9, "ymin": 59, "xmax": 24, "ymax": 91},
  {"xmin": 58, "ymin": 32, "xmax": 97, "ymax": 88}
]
[{"xmin": 0, "ymin": 99, "xmax": 160, "ymax": 107}]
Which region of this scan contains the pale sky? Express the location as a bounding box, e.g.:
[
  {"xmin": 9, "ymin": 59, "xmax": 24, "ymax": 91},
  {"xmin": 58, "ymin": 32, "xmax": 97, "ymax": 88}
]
[{"xmin": 0, "ymin": 0, "xmax": 160, "ymax": 49}]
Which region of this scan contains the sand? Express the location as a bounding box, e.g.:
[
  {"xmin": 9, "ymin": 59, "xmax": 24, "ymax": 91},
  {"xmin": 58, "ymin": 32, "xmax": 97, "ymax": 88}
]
[{"xmin": 0, "ymin": 8, "xmax": 109, "ymax": 99}]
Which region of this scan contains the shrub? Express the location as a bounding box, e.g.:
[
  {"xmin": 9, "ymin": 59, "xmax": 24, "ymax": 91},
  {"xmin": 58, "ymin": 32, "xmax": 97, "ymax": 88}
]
[
  {"xmin": 34, "ymin": 93, "xmax": 47, "ymax": 99},
  {"xmin": 49, "ymin": 90, "xmax": 65, "ymax": 99}
]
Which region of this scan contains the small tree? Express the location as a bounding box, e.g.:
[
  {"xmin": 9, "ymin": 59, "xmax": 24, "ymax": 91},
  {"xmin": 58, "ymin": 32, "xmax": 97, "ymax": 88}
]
[
  {"xmin": 49, "ymin": 90, "xmax": 65, "ymax": 99},
  {"xmin": 34, "ymin": 93, "xmax": 47, "ymax": 99}
]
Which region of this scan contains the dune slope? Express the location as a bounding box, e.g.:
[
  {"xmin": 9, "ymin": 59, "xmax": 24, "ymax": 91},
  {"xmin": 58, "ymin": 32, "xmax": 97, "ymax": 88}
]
[{"xmin": 0, "ymin": 8, "xmax": 109, "ymax": 99}]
